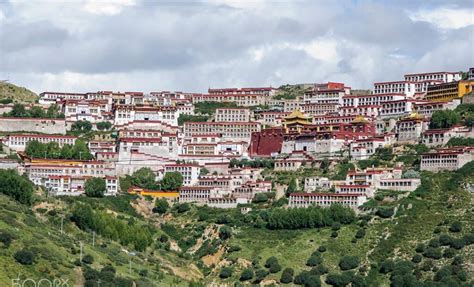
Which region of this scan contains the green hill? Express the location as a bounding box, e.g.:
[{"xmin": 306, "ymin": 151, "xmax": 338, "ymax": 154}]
[
  {"xmin": 0, "ymin": 81, "xmax": 38, "ymax": 103},
  {"xmin": 0, "ymin": 164, "xmax": 473, "ymax": 286}
]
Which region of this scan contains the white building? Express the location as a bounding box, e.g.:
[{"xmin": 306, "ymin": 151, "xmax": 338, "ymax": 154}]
[
  {"xmin": 4, "ymin": 134, "xmax": 77, "ymax": 152},
  {"xmin": 164, "ymin": 164, "xmax": 201, "ymax": 186},
  {"xmin": 288, "ymin": 193, "xmax": 367, "ymax": 209},
  {"xmin": 215, "ymin": 108, "xmax": 251, "ymax": 122},
  {"xmin": 420, "ymin": 147, "xmax": 474, "ymax": 172}
]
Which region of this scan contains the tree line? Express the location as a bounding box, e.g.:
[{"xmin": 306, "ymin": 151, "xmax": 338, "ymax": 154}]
[
  {"xmin": 121, "ymin": 167, "xmax": 183, "ymax": 191},
  {"xmin": 3, "ymin": 103, "xmax": 64, "ymax": 119},
  {"xmin": 266, "ymin": 204, "xmax": 356, "ymax": 229},
  {"xmin": 25, "ymin": 140, "xmax": 93, "ymax": 160},
  {"xmin": 0, "ymin": 169, "xmax": 34, "ymax": 205}
]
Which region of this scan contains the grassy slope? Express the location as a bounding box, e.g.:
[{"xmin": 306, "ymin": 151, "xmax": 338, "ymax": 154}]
[
  {"xmin": 0, "ymin": 82, "xmax": 38, "ymax": 103},
  {"xmin": 0, "ymin": 195, "xmax": 190, "ymax": 286}
]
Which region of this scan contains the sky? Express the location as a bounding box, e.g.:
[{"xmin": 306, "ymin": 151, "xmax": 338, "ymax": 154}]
[{"xmin": 0, "ymin": 0, "xmax": 473, "ymax": 94}]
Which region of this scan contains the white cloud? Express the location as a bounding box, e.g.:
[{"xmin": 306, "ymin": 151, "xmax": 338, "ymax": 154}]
[
  {"xmin": 83, "ymin": 0, "xmax": 136, "ymax": 15},
  {"xmin": 408, "ymin": 7, "xmax": 474, "ymax": 29},
  {"xmin": 299, "ymin": 38, "xmax": 339, "ymax": 62}
]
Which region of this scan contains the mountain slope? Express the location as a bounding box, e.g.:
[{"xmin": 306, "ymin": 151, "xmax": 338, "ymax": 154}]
[{"xmin": 0, "ymin": 81, "xmax": 38, "ymax": 103}]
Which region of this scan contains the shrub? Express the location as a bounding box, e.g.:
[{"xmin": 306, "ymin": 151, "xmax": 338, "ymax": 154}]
[
  {"xmin": 153, "ymin": 198, "xmax": 169, "ymax": 214},
  {"xmin": 415, "ymin": 243, "xmax": 425, "ymax": 253},
  {"xmin": 254, "ymin": 269, "xmax": 269, "ymax": 284},
  {"xmin": 269, "ymin": 263, "xmax": 281, "ymax": 273},
  {"xmin": 318, "ymin": 246, "xmax": 327, "ymax": 253},
  {"xmin": 376, "ymin": 207, "xmax": 394, "ymax": 218},
  {"xmin": 219, "ymin": 267, "xmax": 232, "ymax": 279},
  {"xmin": 280, "ymin": 268, "xmax": 294, "ymax": 284},
  {"xmin": 449, "ymin": 221, "xmax": 462, "ymax": 233},
  {"xmin": 85, "ymin": 177, "xmax": 106, "ymax": 198},
  {"xmin": 306, "ymin": 255, "xmax": 323, "ymax": 267},
  {"xmin": 379, "ymin": 260, "xmax": 394, "ymax": 274},
  {"xmin": 462, "ymin": 233, "xmax": 474, "ymax": 245},
  {"xmin": 177, "ymin": 203, "xmax": 191, "ymax": 213},
  {"xmin": 339, "ymin": 256, "xmax": 359, "ymax": 270},
  {"xmin": 449, "ymin": 238, "xmax": 465, "ymax": 250},
  {"xmin": 14, "ymin": 249, "xmax": 35, "ymax": 265},
  {"xmin": 428, "ymin": 238, "xmax": 440, "ymax": 248},
  {"xmin": 452, "ymin": 255, "xmax": 463, "ymax": 266},
  {"xmin": 439, "ymin": 234, "xmax": 454, "ymax": 246},
  {"xmin": 412, "ymin": 254, "xmax": 422, "ymax": 263},
  {"xmin": 0, "ymin": 231, "xmax": 14, "ymax": 248},
  {"xmin": 325, "ymin": 272, "xmax": 352, "ymax": 287},
  {"xmin": 331, "ymin": 231, "xmax": 338, "ymax": 238},
  {"xmin": 82, "ymin": 254, "xmax": 94, "ymax": 264},
  {"xmin": 423, "ymin": 247, "xmax": 442, "ymax": 259},
  {"xmin": 355, "ymin": 229, "xmax": 366, "ymax": 239},
  {"xmin": 443, "ymin": 248, "xmax": 456, "ymax": 258},
  {"xmin": 331, "ymin": 222, "xmax": 341, "ymax": 231},
  {"xmin": 240, "ymin": 268, "xmax": 254, "ymax": 281},
  {"xmin": 228, "ymin": 245, "xmax": 241, "ymax": 253},
  {"xmin": 293, "ymin": 271, "xmax": 310, "ymax": 285},
  {"xmin": 265, "ymin": 257, "xmax": 278, "ymax": 268},
  {"xmin": 219, "ymin": 226, "xmax": 232, "ymax": 240}
]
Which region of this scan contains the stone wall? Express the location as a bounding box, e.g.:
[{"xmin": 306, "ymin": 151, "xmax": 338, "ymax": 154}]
[{"xmin": 0, "ymin": 117, "xmax": 66, "ymax": 134}]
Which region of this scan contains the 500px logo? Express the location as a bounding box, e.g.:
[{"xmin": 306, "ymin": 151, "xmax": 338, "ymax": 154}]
[{"xmin": 12, "ymin": 278, "xmax": 69, "ymax": 287}]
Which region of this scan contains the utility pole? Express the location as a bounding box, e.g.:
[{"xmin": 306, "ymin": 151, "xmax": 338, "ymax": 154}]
[
  {"xmin": 92, "ymin": 231, "xmax": 96, "ymax": 247},
  {"xmin": 79, "ymin": 151, "xmax": 83, "ymax": 160},
  {"xmin": 60, "ymin": 216, "xmax": 64, "ymax": 235},
  {"xmin": 129, "ymin": 257, "xmax": 132, "ymax": 274}
]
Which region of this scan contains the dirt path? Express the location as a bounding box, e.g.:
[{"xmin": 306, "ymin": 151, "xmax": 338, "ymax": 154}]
[{"xmin": 73, "ymin": 267, "xmax": 84, "ymax": 287}]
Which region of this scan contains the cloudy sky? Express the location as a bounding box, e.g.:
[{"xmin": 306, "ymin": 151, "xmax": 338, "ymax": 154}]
[{"xmin": 0, "ymin": 0, "xmax": 473, "ymax": 94}]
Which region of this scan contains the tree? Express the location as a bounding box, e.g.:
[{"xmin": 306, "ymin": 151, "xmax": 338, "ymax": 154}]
[
  {"xmin": 285, "ymin": 177, "xmax": 297, "ymax": 197},
  {"xmin": 219, "ymin": 226, "xmax": 232, "ymax": 240},
  {"xmin": 72, "ymin": 140, "xmax": 93, "ymax": 160},
  {"xmin": 96, "ymin": 121, "xmax": 112, "ymax": 130},
  {"xmin": 0, "ymin": 169, "xmax": 34, "ymax": 205},
  {"xmin": 9, "ymin": 104, "xmax": 29, "ymax": 117},
  {"xmin": 153, "ymin": 198, "xmax": 169, "ymax": 214},
  {"xmin": 0, "ymin": 231, "xmax": 14, "ymax": 248},
  {"xmin": 219, "ymin": 267, "xmax": 232, "ymax": 279},
  {"xmin": 14, "ymin": 249, "xmax": 35, "ymax": 265},
  {"xmin": 280, "ymin": 268, "xmax": 294, "ymax": 284},
  {"xmin": 306, "ymin": 255, "xmax": 323, "ymax": 266},
  {"xmin": 161, "ymin": 172, "xmax": 183, "ymax": 191},
  {"xmin": 252, "ymin": 193, "xmax": 268, "ymax": 203},
  {"xmin": 85, "ymin": 177, "xmax": 106, "ymax": 197},
  {"xmin": 132, "ymin": 168, "xmax": 158, "ymax": 190},
  {"xmin": 429, "ymin": 110, "xmax": 461, "ymax": 129},
  {"xmin": 46, "ymin": 104, "xmax": 64, "ymax": 118},
  {"xmin": 240, "ymin": 268, "xmax": 254, "ymax": 281},
  {"xmin": 375, "ymin": 147, "xmax": 394, "ymax": 161},
  {"xmin": 449, "ymin": 221, "xmax": 462, "ymax": 233},
  {"xmin": 29, "ymin": 106, "xmax": 45, "ymax": 118},
  {"xmin": 82, "ymin": 254, "xmax": 94, "ymax": 264},
  {"xmin": 339, "ymin": 256, "xmax": 360, "ymax": 270},
  {"xmin": 71, "ymin": 120, "xmax": 93, "ymax": 133},
  {"xmin": 325, "ymin": 272, "xmax": 352, "ymax": 287}
]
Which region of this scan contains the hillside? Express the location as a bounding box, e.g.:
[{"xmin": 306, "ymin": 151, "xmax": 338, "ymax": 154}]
[
  {"xmin": 0, "ymin": 165, "xmax": 473, "ymax": 286},
  {"xmin": 0, "ymin": 81, "xmax": 38, "ymax": 103}
]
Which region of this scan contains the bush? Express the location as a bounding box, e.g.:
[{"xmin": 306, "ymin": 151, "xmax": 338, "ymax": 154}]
[
  {"xmin": 331, "ymin": 222, "xmax": 341, "ymax": 231},
  {"xmin": 153, "ymin": 198, "xmax": 169, "ymax": 214},
  {"xmin": 254, "ymin": 269, "xmax": 269, "ymax": 284},
  {"xmin": 280, "ymin": 268, "xmax": 294, "ymax": 284},
  {"xmin": 269, "ymin": 263, "xmax": 282, "ymax": 273},
  {"xmin": 219, "ymin": 226, "xmax": 232, "ymax": 240},
  {"xmin": 415, "ymin": 243, "xmax": 425, "ymax": 253},
  {"xmin": 318, "ymin": 246, "xmax": 327, "ymax": 253},
  {"xmin": 339, "ymin": 256, "xmax": 360, "ymax": 270},
  {"xmin": 449, "ymin": 221, "xmax": 462, "ymax": 233},
  {"xmin": 325, "ymin": 272, "xmax": 352, "ymax": 287},
  {"xmin": 219, "ymin": 267, "xmax": 232, "ymax": 279},
  {"xmin": 462, "ymin": 233, "xmax": 474, "ymax": 245},
  {"xmin": 449, "ymin": 238, "xmax": 465, "ymax": 250},
  {"xmin": 412, "ymin": 254, "xmax": 422, "ymax": 263},
  {"xmin": 14, "ymin": 249, "xmax": 35, "ymax": 265},
  {"xmin": 85, "ymin": 177, "xmax": 106, "ymax": 198},
  {"xmin": 0, "ymin": 231, "xmax": 14, "ymax": 248},
  {"xmin": 331, "ymin": 231, "xmax": 338, "ymax": 238},
  {"xmin": 355, "ymin": 229, "xmax": 366, "ymax": 239},
  {"xmin": 228, "ymin": 245, "xmax": 241, "ymax": 253},
  {"xmin": 443, "ymin": 248, "xmax": 456, "ymax": 258},
  {"xmin": 252, "ymin": 193, "xmax": 268, "ymax": 203},
  {"xmin": 240, "ymin": 268, "xmax": 254, "ymax": 281},
  {"xmin": 439, "ymin": 234, "xmax": 454, "ymax": 246},
  {"xmin": 379, "ymin": 260, "xmax": 394, "ymax": 274},
  {"xmin": 82, "ymin": 254, "xmax": 94, "ymax": 264},
  {"xmin": 423, "ymin": 247, "xmax": 442, "ymax": 259},
  {"xmin": 306, "ymin": 255, "xmax": 323, "ymax": 267},
  {"xmin": 376, "ymin": 207, "xmax": 394, "ymax": 218},
  {"xmin": 177, "ymin": 203, "xmax": 191, "ymax": 213},
  {"xmin": 428, "ymin": 238, "xmax": 440, "ymax": 248}
]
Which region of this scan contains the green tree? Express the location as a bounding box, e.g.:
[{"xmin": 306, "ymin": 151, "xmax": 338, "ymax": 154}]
[
  {"xmin": 429, "ymin": 110, "xmax": 461, "ymax": 129},
  {"xmin": 161, "ymin": 171, "xmax": 183, "ymax": 191},
  {"xmin": 96, "ymin": 121, "xmax": 112, "ymax": 130},
  {"xmin": 46, "ymin": 104, "xmax": 64, "ymax": 118},
  {"xmin": 339, "ymin": 256, "xmax": 360, "ymax": 270},
  {"xmin": 240, "ymin": 268, "xmax": 254, "ymax": 281},
  {"xmin": 14, "ymin": 249, "xmax": 35, "ymax": 265},
  {"xmin": 72, "ymin": 140, "xmax": 93, "ymax": 160},
  {"xmin": 153, "ymin": 198, "xmax": 169, "ymax": 214},
  {"xmin": 219, "ymin": 267, "xmax": 232, "ymax": 279},
  {"xmin": 85, "ymin": 177, "xmax": 106, "ymax": 197},
  {"xmin": 280, "ymin": 268, "xmax": 294, "ymax": 284},
  {"xmin": 285, "ymin": 177, "xmax": 297, "ymax": 197},
  {"xmin": 0, "ymin": 169, "xmax": 34, "ymax": 204},
  {"xmin": 25, "ymin": 140, "xmax": 47, "ymax": 158},
  {"xmin": 71, "ymin": 120, "xmax": 93, "ymax": 133},
  {"xmin": 8, "ymin": 104, "xmax": 29, "ymax": 117},
  {"xmin": 29, "ymin": 106, "xmax": 45, "ymax": 118},
  {"xmin": 219, "ymin": 226, "xmax": 232, "ymax": 240},
  {"xmin": 132, "ymin": 168, "xmax": 158, "ymax": 190}
]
